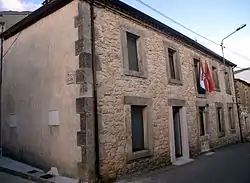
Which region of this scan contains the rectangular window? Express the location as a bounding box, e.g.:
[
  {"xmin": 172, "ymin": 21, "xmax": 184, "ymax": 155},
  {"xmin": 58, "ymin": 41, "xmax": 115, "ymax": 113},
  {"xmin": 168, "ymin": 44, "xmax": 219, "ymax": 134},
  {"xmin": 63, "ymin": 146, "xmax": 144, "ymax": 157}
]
[
  {"xmin": 245, "ymin": 116, "xmax": 248, "ymax": 132},
  {"xmin": 127, "ymin": 32, "xmax": 139, "ymax": 72},
  {"xmin": 168, "ymin": 48, "xmax": 177, "ymax": 80},
  {"xmin": 194, "ymin": 59, "xmax": 206, "ymax": 95},
  {"xmin": 225, "ymin": 72, "xmax": 231, "ymax": 94},
  {"xmin": 217, "ymin": 107, "xmax": 224, "ymax": 134},
  {"xmin": 228, "ymin": 106, "xmax": 235, "ymax": 130},
  {"xmin": 164, "ymin": 41, "xmax": 182, "ymax": 85},
  {"xmin": 212, "ymin": 66, "xmax": 220, "ymax": 90},
  {"xmin": 199, "ymin": 107, "xmax": 206, "ymax": 136},
  {"xmin": 131, "ymin": 105, "xmax": 145, "ymax": 152}
]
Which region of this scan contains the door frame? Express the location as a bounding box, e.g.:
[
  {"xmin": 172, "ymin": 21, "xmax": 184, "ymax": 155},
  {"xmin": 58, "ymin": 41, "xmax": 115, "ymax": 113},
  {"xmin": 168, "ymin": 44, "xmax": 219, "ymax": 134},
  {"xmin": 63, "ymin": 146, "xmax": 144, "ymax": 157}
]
[{"xmin": 168, "ymin": 99, "xmax": 190, "ymax": 163}]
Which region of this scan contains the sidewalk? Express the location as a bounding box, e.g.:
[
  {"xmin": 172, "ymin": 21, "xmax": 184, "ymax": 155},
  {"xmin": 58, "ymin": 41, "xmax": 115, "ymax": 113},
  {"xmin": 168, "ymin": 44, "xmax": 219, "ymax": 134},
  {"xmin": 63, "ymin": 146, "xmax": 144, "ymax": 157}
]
[
  {"xmin": 0, "ymin": 156, "xmax": 78, "ymax": 183},
  {"xmin": 116, "ymin": 143, "xmax": 250, "ymax": 183}
]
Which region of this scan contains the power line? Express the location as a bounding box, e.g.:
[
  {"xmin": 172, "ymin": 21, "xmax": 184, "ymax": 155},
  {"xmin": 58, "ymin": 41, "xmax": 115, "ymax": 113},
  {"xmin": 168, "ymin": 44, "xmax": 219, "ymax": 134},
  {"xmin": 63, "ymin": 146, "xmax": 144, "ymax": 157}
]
[
  {"xmin": 3, "ymin": 31, "xmax": 22, "ymax": 58},
  {"xmin": 135, "ymin": 0, "xmax": 220, "ymax": 46},
  {"xmin": 135, "ymin": 0, "xmax": 250, "ymax": 64}
]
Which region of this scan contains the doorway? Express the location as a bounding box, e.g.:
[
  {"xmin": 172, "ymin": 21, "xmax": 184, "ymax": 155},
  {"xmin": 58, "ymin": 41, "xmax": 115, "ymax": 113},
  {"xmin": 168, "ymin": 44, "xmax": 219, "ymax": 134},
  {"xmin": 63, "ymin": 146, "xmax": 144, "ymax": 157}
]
[
  {"xmin": 172, "ymin": 107, "xmax": 183, "ymax": 157},
  {"xmin": 169, "ymin": 102, "xmax": 192, "ymax": 165}
]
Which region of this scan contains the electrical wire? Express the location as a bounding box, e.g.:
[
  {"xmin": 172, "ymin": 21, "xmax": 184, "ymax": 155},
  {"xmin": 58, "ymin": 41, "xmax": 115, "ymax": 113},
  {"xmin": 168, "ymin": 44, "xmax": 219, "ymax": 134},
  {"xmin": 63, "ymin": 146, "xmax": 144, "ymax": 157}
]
[
  {"xmin": 135, "ymin": 0, "xmax": 250, "ymax": 64},
  {"xmin": 135, "ymin": 0, "xmax": 220, "ymax": 46},
  {"xmin": 3, "ymin": 31, "xmax": 22, "ymax": 58}
]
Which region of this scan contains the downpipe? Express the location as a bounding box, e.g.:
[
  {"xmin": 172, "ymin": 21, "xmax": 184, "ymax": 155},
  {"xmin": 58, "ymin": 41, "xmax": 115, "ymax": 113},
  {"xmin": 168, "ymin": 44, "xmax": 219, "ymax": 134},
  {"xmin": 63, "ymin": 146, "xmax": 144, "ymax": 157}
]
[{"xmin": 90, "ymin": 0, "xmax": 100, "ymax": 181}]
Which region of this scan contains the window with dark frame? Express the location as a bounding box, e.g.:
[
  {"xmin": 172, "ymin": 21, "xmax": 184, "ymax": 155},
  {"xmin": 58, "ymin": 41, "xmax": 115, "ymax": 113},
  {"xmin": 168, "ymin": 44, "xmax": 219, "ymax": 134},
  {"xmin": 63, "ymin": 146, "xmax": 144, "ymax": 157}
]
[
  {"xmin": 194, "ymin": 59, "xmax": 206, "ymax": 94},
  {"xmin": 199, "ymin": 107, "xmax": 206, "ymax": 136},
  {"xmin": 168, "ymin": 48, "xmax": 177, "ymax": 80},
  {"xmin": 225, "ymin": 72, "xmax": 231, "ymax": 94},
  {"xmin": 217, "ymin": 107, "xmax": 224, "ymax": 133},
  {"xmin": 228, "ymin": 107, "xmax": 235, "ymax": 130},
  {"xmin": 212, "ymin": 66, "xmax": 220, "ymax": 90},
  {"xmin": 245, "ymin": 116, "xmax": 248, "ymax": 132},
  {"xmin": 126, "ymin": 32, "xmax": 139, "ymax": 72},
  {"xmin": 131, "ymin": 105, "xmax": 145, "ymax": 152}
]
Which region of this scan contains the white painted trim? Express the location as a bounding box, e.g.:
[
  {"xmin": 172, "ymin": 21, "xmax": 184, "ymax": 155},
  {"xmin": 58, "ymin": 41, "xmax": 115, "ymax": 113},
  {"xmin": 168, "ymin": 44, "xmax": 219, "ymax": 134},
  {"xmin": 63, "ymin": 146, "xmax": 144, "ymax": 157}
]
[
  {"xmin": 180, "ymin": 107, "xmax": 190, "ymax": 159},
  {"xmin": 169, "ymin": 106, "xmax": 191, "ymax": 164}
]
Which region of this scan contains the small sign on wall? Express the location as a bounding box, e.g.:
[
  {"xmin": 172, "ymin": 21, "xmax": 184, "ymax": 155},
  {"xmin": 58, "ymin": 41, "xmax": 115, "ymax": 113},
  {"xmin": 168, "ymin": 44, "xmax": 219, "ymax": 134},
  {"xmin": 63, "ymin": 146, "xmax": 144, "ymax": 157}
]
[
  {"xmin": 48, "ymin": 110, "xmax": 60, "ymax": 126},
  {"xmin": 8, "ymin": 114, "xmax": 17, "ymax": 128}
]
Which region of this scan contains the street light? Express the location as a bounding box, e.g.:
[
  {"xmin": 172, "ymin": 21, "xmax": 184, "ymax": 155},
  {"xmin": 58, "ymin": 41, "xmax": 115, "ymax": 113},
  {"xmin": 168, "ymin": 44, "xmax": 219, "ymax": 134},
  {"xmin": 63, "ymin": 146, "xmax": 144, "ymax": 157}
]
[
  {"xmin": 221, "ymin": 24, "xmax": 246, "ymax": 67},
  {"xmin": 220, "ymin": 24, "xmax": 246, "ymax": 144}
]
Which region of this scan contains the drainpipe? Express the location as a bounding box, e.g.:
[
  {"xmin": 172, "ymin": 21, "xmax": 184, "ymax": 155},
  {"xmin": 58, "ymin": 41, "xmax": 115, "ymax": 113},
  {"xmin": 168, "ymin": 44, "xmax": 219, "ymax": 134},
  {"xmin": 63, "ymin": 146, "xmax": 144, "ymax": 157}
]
[
  {"xmin": 90, "ymin": 0, "xmax": 100, "ymax": 180},
  {"xmin": 232, "ymin": 66, "xmax": 244, "ymax": 143},
  {"xmin": 0, "ymin": 22, "xmax": 5, "ymax": 157}
]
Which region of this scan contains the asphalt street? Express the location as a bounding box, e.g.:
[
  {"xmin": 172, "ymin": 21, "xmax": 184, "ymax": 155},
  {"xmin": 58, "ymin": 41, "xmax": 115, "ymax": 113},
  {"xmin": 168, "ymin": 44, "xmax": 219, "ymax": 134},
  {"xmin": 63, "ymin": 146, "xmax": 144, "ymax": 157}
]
[
  {"xmin": 0, "ymin": 171, "xmax": 35, "ymax": 183},
  {"xmin": 118, "ymin": 143, "xmax": 250, "ymax": 183}
]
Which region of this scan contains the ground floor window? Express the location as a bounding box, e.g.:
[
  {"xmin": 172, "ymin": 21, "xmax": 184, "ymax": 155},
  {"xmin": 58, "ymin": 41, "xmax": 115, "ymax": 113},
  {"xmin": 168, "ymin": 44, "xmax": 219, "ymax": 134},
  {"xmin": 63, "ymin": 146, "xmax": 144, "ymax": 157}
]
[
  {"xmin": 228, "ymin": 106, "xmax": 235, "ymax": 131},
  {"xmin": 216, "ymin": 106, "xmax": 225, "ymax": 135},
  {"xmin": 131, "ymin": 105, "xmax": 145, "ymax": 152},
  {"xmin": 199, "ymin": 107, "xmax": 206, "ymax": 136},
  {"xmin": 124, "ymin": 96, "xmax": 153, "ymax": 160}
]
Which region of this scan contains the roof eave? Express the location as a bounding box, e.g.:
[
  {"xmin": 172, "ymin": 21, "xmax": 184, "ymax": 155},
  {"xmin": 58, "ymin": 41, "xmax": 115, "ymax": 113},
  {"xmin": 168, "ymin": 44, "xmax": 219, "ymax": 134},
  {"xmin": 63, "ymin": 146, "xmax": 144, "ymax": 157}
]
[
  {"xmin": 0, "ymin": 0, "xmax": 73, "ymax": 39},
  {"xmin": 0, "ymin": 0, "xmax": 236, "ymax": 67}
]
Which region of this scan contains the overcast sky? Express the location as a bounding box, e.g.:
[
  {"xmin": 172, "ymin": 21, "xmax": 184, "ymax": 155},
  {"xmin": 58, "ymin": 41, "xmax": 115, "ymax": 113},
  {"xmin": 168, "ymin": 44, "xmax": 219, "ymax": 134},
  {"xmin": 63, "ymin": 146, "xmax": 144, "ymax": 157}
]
[{"xmin": 1, "ymin": 0, "xmax": 250, "ymax": 68}]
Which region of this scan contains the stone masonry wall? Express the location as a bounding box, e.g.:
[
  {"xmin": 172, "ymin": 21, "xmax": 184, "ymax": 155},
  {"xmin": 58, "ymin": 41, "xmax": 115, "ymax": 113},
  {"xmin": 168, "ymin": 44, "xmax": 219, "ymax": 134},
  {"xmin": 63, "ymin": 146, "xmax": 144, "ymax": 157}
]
[
  {"xmin": 235, "ymin": 79, "xmax": 250, "ymax": 140},
  {"xmin": 94, "ymin": 4, "xmax": 240, "ymax": 179},
  {"xmin": 2, "ymin": 1, "xmax": 81, "ymax": 178}
]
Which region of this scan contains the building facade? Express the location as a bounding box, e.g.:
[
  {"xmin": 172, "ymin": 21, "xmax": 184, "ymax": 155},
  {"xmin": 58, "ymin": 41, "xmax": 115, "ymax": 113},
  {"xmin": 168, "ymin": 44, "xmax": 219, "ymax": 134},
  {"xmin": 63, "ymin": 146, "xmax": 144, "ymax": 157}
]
[
  {"xmin": 235, "ymin": 67, "xmax": 250, "ymax": 83},
  {"xmin": 0, "ymin": 11, "xmax": 30, "ymax": 30},
  {"xmin": 1, "ymin": 0, "xmax": 241, "ymax": 182},
  {"xmin": 235, "ymin": 79, "xmax": 250, "ymax": 141}
]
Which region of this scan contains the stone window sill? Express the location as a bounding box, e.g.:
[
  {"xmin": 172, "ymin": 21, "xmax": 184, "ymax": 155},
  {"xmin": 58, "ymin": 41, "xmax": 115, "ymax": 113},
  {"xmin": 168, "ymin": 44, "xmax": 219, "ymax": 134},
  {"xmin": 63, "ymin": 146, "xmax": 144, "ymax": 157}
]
[
  {"xmin": 196, "ymin": 94, "xmax": 207, "ymax": 98},
  {"xmin": 124, "ymin": 69, "xmax": 147, "ymax": 79},
  {"xmin": 128, "ymin": 149, "xmax": 152, "ymax": 161},
  {"xmin": 215, "ymin": 88, "xmax": 221, "ymax": 92},
  {"xmin": 218, "ymin": 132, "xmax": 225, "ymax": 138},
  {"xmin": 230, "ymin": 129, "xmax": 236, "ymax": 133},
  {"xmin": 200, "ymin": 134, "xmax": 209, "ymax": 141},
  {"xmin": 168, "ymin": 78, "xmax": 182, "ymax": 86}
]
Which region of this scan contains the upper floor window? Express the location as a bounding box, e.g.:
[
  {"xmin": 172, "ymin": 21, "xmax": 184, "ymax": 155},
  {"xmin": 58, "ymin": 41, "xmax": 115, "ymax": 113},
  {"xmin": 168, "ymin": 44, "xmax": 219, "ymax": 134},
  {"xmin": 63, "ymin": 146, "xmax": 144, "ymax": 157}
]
[
  {"xmin": 164, "ymin": 41, "xmax": 182, "ymax": 85},
  {"xmin": 168, "ymin": 48, "xmax": 178, "ymax": 80},
  {"xmin": 121, "ymin": 25, "xmax": 147, "ymax": 78},
  {"xmin": 224, "ymin": 72, "xmax": 231, "ymax": 94},
  {"xmin": 212, "ymin": 66, "xmax": 220, "ymax": 91},
  {"xmin": 194, "ymin": 59, "xmax": 206, "ymax": 95},
  {"xmin": 127, "ymin": 32, "xmax": 139, "ymax": 72}
]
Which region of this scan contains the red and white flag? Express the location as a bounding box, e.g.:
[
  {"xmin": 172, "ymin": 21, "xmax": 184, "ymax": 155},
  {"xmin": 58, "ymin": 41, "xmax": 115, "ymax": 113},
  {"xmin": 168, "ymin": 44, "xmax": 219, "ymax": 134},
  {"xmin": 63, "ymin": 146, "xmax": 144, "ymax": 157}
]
[
  {"xmin": 199, "ymin": 61, "xmax": 206, "ymax": 90},
  {"xmin": 204, "ymin": 61, "xmax": 214, "ymax": 93},
  {"xmin": 199, "ymin": 61, "xmax": 214, "ymax": 93}
]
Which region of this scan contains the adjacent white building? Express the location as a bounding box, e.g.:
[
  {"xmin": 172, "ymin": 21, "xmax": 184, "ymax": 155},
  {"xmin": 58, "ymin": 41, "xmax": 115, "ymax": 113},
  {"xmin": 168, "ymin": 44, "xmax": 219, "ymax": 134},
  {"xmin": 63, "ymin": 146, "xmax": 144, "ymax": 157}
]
[{"xmin": 235, "ymin": 67, "xmax": 250, "ymax": 83}]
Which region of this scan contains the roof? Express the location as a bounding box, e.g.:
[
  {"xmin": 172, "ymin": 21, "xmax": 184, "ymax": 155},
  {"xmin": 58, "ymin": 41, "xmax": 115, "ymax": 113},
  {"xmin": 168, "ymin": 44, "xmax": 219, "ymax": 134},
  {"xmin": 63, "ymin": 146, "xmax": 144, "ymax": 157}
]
[
  {"xmin": 235, "ymin": 78, "xmax": 250, "ymax": 87},
  {"xmin": 0, "ymin": 0, "xmax": 236, "ymax": 67},
  {"xmin": 0, "ymin": 11, "xmax": 31, "ymax": 15},
  {"xmin": 0, "ymin": 11, "xmax": 30, "ymax": 29},
  {"xmin": 234, "ymin": 67, "xmax": 250, "ymax": 74}
]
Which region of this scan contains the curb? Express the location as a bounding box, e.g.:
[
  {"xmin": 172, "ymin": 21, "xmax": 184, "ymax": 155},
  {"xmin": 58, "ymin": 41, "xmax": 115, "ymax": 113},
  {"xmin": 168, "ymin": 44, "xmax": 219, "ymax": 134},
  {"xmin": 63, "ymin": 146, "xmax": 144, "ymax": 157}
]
[{"xmin": 0, "ymin": 165, "xmax": 54, "ymax": 183}]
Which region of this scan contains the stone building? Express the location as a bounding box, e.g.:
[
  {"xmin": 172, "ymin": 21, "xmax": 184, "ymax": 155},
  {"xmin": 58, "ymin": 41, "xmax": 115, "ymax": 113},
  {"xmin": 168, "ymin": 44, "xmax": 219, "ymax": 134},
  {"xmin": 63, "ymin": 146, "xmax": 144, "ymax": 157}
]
[
  {"xmin": 235, "ymin": 67, "xmax": 250, "ymax": 83},
  {"xmin": 234, "ymin": 78, "xmax": 250, "ymax": 140},
  {"xmin": 0, "ymin": 0, "xmax": 241, "ymax": 182}
]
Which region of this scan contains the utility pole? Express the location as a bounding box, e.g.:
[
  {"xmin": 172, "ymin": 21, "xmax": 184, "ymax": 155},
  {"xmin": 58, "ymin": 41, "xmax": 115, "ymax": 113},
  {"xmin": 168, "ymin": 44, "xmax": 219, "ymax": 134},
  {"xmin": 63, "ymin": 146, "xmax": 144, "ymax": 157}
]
[
  {"xmin": 220, "ymin": 24, "xmax": 246, "ymax": 143},
  {"xmin": 0, "ymin": 21, "xmax": 5, "ymax": 156}
]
